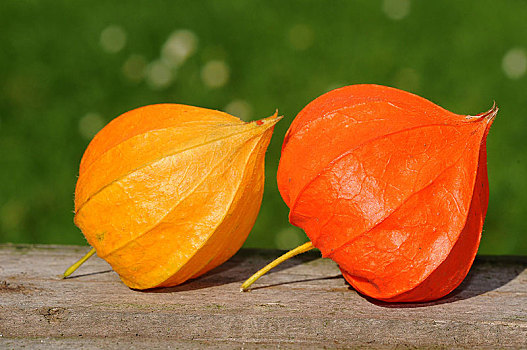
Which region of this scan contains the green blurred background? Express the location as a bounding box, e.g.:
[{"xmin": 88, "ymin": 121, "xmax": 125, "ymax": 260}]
[{"xmin": 1, "ymin": 0, "xmax": 525, "ymax": 255}]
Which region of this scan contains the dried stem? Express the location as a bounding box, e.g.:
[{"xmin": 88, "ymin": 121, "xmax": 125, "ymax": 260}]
[
  {"xmin": 63, "ymin": 247, "xmax": 96, "ymax": 278},
  {"xmin": 240, "ymin": 241, "xmax": 314, "ymax": 292}
]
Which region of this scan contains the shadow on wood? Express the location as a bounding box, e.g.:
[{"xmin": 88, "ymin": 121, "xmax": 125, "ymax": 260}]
[
  {"xmin": 364, "ymin": 255, "xmax": 527, "ymax": 308},
  {"xmin": 141, "ymin": 248, "xmax": 321, "ymax": 293},
  {"xmin": 64, "ymin": 269, "xmax": 113, "ymax": 279},
  {"xmin": 249, "ymin": 274, "xmax": 342, "ymax": 291}
]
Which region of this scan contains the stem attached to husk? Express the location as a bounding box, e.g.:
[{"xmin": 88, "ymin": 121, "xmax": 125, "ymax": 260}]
[
  {"xmin": 240, "ymin": 241, "xmax": 314, "ymax": 292},
  {"xmin": 62, "ymin": 247, "xmax": 96, "ymax": 278}
]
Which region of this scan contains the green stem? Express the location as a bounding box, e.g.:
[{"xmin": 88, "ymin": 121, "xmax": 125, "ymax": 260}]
[
  {"xmin": 240, "ymin": 241, "xmax": 314, "ymax": 292},
  {"xmin": 63, "ymin": 247, "xmax": 96, "ymax": 278}
]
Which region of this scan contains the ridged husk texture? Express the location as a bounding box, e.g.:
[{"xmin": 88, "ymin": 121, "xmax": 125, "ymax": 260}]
[
  {"xmin": 75, "ymin": 104, "xmax": 280, "ymax": 289},
  {"xmin": 277, "ymin": 85, "xmax": 496, "ymax": 302}
]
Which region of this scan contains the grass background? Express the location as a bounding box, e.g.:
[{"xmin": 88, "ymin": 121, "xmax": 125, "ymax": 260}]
[{"xmin": 1, "ymin": 0, "xmax": 526, "ymax": 255}]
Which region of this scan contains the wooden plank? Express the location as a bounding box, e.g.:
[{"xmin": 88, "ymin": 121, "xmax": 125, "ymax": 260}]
[{"xmin": 0, "ymin": 244, "xmax": 526, "ymax": 349}]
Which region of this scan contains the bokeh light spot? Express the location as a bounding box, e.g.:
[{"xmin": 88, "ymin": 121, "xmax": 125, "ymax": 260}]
[
  {"xmin": 79, "ymin": 112, "xmax": 104, "ymax": 140},
  {"xmin": 100, "ymin": 25, "xmax": 127, "ymax": 53},
  {"xmin": 225, "ymin": 100, "xmax": 253, "ymax": 121},
  {"xmin": 161, "ymin": 29, "xmax": 198, "ymax": 68},
  {"xmin": 275, "ymin": 226, "xmax": 308, "ymax": 250},
  {"xmin": 201, "ymin": 60, "xmax": 229, "ymax": 88},
  {"xmin": 502, "ymin": 48, "xmax": 527, "ymax": 79},
  {"xmin": 145, "ymin": 60, "xmax": 174, "ymax": 90},
  {"xmin": 288, "ymin": 24, "xmax": 314, "ymax": 51},
  {"xmin": 382, "ymin": 0, "xmax": 411, "ymax": 20},
  {"xmin": 122, "ymin": 54, "xmax": 147, "ymax": 83}
]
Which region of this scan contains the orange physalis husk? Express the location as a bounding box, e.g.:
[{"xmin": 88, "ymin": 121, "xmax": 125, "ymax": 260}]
[
  {"xmin": 71, "ymin": 104, "xmax": 281, "ymax": 289},
  {"xmin": 247, "ymin": 84, "xmax": 495, "ymax": 302}
]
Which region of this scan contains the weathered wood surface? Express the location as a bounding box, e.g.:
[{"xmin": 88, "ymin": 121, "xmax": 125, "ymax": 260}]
[{"xmin": 0, "ymin": 244, "xmax": 526, "ymax": 349}]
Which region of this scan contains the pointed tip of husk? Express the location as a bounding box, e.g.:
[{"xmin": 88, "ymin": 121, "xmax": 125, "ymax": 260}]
[
  {"xmin": 467, "ymin": 102, "xmax": 498, "ymax": 124},
  {"xmin": 482, "ymin": 102, "xmax": 498, "ymax": 122},
  {"xmin": 253, "ymin": 111, "xmax": 283, "ymax": 128}
]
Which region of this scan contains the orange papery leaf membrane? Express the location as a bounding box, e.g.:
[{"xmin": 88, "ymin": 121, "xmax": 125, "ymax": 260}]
[
  {"xmin": 65, "ymin": 104, "xmax": 281, "ymax": 289},
  {"xmin": 242, "ymin": 84, "xmax": 496, "ymax": 303}
]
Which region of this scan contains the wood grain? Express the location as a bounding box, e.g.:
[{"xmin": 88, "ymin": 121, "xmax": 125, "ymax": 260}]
[{"xmin": 0, "ymin": 244, "xmax": 526, "ymax": 349}]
